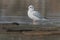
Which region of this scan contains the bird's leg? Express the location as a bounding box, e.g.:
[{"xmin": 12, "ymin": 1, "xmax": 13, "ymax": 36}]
[{"xmin": 33, "ymin": 20, "xmax": 37, "ymax": 25}]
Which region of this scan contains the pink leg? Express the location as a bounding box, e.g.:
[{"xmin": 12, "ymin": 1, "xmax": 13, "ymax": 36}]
[{"xmin": 33, "ymin": 20, "xmax": 37, "ymax": 25}]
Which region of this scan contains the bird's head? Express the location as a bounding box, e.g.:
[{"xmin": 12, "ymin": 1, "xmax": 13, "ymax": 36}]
[{"xmin": 28, "ymin": 5, "xmax": 34, "ymax": 10}]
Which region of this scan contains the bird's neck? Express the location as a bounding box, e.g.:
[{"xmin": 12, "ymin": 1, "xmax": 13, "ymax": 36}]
[{"xmin": 28, "ymin": 8, "xmax": 34, "ymax": 11}]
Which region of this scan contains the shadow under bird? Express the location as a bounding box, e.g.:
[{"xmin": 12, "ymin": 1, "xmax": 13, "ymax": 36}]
[{"xmin": 12, "ymin": 22, "xmax": 19, "ymax": 25}]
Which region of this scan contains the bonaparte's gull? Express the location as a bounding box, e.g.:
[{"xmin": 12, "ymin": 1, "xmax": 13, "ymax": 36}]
[{"xmin": 27, "ymin": 5, "xmax": 48, "ymax": 25}]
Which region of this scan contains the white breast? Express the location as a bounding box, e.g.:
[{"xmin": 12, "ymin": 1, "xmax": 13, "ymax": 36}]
[{"xmin": 28, "ymin": 10, "xmax": 40, "ymax": 20}]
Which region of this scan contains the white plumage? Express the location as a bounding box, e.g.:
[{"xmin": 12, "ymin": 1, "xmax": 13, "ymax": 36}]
[{"xmin": 27, "ymin": 5, "xmax": 47, "ymax": 25}]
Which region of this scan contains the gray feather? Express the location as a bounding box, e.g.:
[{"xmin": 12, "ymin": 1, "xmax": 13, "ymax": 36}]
[{"xmin": 33, "ymin": 11, "xmax": 43, "ymax": 19}]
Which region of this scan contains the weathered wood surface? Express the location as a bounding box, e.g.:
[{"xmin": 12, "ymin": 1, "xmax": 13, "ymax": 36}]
[
  {"xmin": 0, "ymin": 23, "xmax": 60, "ymax": 40},
  {"xmin": 0, "ymin": 23, "xmax": 60, "ymax": 31},
  {"xmin": 0, "ymin": 31, "xmax": 60, "ymax": 40}
]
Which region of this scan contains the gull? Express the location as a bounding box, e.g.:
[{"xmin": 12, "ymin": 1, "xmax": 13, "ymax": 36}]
[{"xmin": 27, "ymin": 5, "xmax": 48, "ymax": 25}]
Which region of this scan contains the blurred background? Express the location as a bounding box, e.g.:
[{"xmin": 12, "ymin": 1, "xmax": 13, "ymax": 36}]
[
  {"xmin": 0, "ymin": 0, "xmax": 60, "ymax": 23},
  {"xmin": 0, "ymin": 0, "xmax": 60, "ymax": 40}
]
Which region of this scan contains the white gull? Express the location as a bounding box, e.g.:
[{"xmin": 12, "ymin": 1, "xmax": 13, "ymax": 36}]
[{"xmin": 27, "ymin": 5, "xmax": 48, "ymax": 25}]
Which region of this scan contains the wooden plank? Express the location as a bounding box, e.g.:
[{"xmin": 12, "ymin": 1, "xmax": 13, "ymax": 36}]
[
  {"xmin": 22, "ymin": 31, "xmax": 60, "ymax": 35},
  {"xmin": 0, "ymin": 31, "xmax": 60, "ymax": 35},
  {"xmin": 0, "ymin": 23, "xmax": 60, "ymax": 31}
]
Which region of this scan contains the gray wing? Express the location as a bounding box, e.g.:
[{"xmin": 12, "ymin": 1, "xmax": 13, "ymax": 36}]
[{"xmin": 33, "ymin": 11, "xmax": 43, "ymax": 19}]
